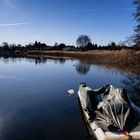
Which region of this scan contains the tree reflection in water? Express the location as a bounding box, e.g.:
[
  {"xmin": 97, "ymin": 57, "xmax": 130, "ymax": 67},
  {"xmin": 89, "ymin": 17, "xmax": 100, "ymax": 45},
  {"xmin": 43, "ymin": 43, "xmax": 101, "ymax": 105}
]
[
  {"xmin": 122, "ymin": 74, "xmax": 140, "ymax": 108},
  {"xmin": 35, "ymin": 57, "xmax": 47, "ymax": 65},
  {"xmin": 75, "ymin": 59, "xmax": 91, "ymax": 75},
  {"xmin": 32, "ymin": 57, "xmax": 66, "ymax": 65}
]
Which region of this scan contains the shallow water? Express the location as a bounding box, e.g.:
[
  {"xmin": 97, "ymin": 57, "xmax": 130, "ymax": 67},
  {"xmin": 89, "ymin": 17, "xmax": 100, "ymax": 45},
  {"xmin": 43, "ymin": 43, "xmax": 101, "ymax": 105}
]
[{"xmin": 0, "ymin": 57, "xmax": 139, "ymax": 140}]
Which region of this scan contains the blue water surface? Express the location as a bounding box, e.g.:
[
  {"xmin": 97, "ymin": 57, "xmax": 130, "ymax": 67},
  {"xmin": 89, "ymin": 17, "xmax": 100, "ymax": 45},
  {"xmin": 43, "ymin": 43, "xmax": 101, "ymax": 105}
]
[{"xmin": 0, "ymin": 57, "xmax": 138, "ymax": 140}]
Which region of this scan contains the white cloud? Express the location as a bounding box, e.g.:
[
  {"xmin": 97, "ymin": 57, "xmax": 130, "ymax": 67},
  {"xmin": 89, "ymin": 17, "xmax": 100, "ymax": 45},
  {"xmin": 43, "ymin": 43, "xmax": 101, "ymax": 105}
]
[
  {"xmin": 0, "ymin": 75, "xmax": 15, "ymax": 79},
  {"xmin": 0, "ymin": 75, "xmax": 26, "ymax": 81},
  {"xmin": 0, "ymin": 22, "xmax": 28, "ymax": 27}
]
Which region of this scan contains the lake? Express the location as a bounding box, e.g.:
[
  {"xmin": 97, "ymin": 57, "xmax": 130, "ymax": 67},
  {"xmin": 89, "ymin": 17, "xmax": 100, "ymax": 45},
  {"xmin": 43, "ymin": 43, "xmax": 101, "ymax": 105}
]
[{"xmin": 0, "ymin": 57, "xmax": 139, "ymax": 140}]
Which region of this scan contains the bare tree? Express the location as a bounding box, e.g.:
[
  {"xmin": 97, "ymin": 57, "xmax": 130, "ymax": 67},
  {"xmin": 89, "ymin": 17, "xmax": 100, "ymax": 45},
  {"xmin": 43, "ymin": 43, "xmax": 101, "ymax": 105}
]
[
  {"xmin": 76, "ymin": 35, "xmax": 91, "ymax": 47},
  {"xmin": 133, "ymin": 0, "xmax": 140, "ymax": 46}
]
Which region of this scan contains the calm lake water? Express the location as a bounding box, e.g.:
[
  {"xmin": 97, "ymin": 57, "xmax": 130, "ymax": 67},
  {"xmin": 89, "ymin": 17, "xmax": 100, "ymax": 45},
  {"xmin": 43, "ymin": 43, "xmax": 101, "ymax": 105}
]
[{"xmin": 0, "ymin": 57, "xmax": 139, "ymax": 140}]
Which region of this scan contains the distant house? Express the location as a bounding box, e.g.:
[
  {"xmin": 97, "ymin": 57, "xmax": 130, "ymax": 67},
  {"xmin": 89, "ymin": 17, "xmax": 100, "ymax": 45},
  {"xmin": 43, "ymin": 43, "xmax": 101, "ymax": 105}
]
[
  {"xmin": 14, "ymin": 50, "xmax": 22, "ymax": 54},
  {"xmin": 63, "ymin": 47, "xmax": 71, "ymax": 51},
  {"xmin": 63, "ymin": 46, "xmax": 76, "ymax": 51}
]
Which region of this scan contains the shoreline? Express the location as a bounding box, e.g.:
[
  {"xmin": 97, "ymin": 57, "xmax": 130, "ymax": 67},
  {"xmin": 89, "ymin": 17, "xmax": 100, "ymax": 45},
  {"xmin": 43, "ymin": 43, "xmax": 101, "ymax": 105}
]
[{"xmin": 9, "ymin": 49, "xmax": 140, "ymax": 74}]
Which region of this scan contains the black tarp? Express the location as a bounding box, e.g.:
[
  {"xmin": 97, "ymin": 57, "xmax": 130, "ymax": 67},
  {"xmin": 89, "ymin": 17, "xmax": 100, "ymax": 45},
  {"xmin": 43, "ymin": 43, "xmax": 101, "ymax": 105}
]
[{"xmin": 79, "ymin": 84, "xmax": 140, "ymax": 132}]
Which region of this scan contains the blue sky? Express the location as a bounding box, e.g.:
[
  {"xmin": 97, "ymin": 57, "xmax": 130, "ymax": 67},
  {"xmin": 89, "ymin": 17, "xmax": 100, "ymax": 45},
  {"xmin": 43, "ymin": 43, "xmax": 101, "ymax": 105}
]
[{"xmin": 0, "ymin": 0, "xmax": 135, "ymax": 45}]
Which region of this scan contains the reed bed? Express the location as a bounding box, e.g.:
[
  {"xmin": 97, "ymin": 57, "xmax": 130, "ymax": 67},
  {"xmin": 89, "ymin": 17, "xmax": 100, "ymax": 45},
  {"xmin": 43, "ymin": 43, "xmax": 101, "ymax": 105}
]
[{"xmin": 25, "ymin": 49, "xmax": 140, "ymax": 74}]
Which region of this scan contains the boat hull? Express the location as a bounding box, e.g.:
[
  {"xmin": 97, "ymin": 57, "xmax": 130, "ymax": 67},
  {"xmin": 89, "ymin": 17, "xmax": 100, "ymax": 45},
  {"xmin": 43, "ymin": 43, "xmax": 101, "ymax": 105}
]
[{"xmin": 78, "ymin": 84, "xmax": 140, "ymax": 140}]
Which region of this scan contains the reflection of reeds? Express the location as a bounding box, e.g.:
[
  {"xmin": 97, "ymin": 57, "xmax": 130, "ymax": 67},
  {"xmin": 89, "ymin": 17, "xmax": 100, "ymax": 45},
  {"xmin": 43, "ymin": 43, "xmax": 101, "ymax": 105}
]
[
  {"xmin": 25, "ymin": 49, "xmax": 140, "ymax": 74},
  {"xmin": 122, "ymin": 74, "xmax": 140, "ymax": 107}
]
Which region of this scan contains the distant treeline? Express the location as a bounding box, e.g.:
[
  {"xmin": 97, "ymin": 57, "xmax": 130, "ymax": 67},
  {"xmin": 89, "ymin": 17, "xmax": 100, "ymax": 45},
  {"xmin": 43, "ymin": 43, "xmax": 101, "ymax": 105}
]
[
  {"xmin": 0, "ymin": 39, "xmax": 140, "ymax": 58},
  {"xmin": 0, "ymin": 41, "xmax": 140, "ymax": 56}
]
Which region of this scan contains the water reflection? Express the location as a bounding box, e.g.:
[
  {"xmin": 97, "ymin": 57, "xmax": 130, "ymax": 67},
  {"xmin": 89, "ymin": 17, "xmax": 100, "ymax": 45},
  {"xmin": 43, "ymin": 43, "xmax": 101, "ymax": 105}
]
[
  {"xmin": 0, "ymin": 57, "xmax": 140, "ymax": 140},
  {"xmin": 122, "ymin": 74, "xmax": 140, "ymax": 107},
  {"xmin": 35, "ymin": 57, "xmax": 47, "ymax": 65},
  {"xmin": 34, "ymin": 57, "xmax": 66, "ymax": 65},
  {"xmin": 75, "ymin": 59, "xmax": 91, "ymax": 75},
  {"xmin": 0, "ymin": 56, "xmax": 67, "ymax": 66},
  {"xmin": 54, "ymin": 59, "xmax": 66, "ymax": 65}
]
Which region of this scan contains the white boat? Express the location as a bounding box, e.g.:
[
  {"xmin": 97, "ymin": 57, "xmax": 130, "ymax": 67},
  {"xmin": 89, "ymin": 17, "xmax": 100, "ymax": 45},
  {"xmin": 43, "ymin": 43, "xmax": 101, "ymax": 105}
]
[{"xmin": 78, "ymin": 83, "xmax": 140, "ymax": 140}]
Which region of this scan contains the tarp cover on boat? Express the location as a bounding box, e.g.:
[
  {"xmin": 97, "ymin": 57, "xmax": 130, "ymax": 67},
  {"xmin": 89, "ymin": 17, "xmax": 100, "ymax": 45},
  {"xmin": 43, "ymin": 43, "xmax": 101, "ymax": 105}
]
[{"xmin": 78, "ymin": 84, "xmax": 139, "ymax": 131}]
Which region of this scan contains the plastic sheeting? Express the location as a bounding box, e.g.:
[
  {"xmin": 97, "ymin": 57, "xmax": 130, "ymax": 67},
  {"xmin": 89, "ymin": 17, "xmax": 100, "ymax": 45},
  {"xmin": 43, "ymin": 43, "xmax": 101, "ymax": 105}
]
[{"xmin": 78, "ymin": 84, "xmax": 139, "ymax": 132}]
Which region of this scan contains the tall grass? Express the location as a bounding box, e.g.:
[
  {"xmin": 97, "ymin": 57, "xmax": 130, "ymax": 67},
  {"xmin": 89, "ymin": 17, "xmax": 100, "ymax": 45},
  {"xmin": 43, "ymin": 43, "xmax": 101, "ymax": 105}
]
[{"xmin": 24, "ymin": 49, "xmax": 140, "ymax": 74}]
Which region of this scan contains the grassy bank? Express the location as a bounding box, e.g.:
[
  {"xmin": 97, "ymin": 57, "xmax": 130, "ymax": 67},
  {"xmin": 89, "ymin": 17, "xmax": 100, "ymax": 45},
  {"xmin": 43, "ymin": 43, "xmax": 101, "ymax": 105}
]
[{"xmin": 18, "ymin": 49, "xmax": 140, "ymax": 74}]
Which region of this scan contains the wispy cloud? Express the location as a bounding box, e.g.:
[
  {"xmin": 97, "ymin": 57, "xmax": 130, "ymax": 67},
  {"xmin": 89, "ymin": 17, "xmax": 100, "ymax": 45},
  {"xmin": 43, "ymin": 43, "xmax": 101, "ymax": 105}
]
[
  {"xmin": 72, "ymin": 8, "xmax": 135, "ymax": 13},
  {"xmin": 0, "ymin": 75, "xmax": 26, "ymax": 81},
  {"xmin": 4, "ymin": 0, "xmax": 15, "ymax": 9},
  {"xmin": 0, "ymin": 22, "xmax": 28, "ymax": 27},
  {"xmin": 0, "ymin": 75, "xmax": 15, "ymax": 79}
]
